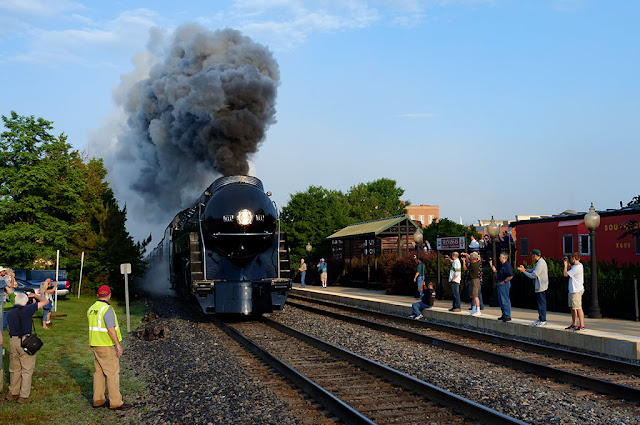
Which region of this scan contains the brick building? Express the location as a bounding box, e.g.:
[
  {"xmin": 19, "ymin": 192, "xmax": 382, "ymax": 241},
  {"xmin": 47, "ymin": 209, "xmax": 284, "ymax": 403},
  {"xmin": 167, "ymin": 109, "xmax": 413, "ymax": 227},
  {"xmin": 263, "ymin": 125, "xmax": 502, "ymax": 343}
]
[{"xmin": 405, "ymin": 204, "xmax": 439, "ymax": 228}]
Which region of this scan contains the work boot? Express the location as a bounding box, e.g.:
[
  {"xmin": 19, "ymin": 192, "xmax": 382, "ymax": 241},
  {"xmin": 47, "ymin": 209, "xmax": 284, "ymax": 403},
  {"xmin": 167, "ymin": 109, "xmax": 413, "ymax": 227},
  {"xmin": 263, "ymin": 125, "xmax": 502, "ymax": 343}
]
[
  {"xmin": 5, "ymin": 393, "xmax": 19, "ymax": 400},
  {"xmin": 111, "ymin": 403, "xmax": 134, "ymax": 411},
  {"xmin": 18, "ymin": 397, "xmax": 31, "ymax": 404}
]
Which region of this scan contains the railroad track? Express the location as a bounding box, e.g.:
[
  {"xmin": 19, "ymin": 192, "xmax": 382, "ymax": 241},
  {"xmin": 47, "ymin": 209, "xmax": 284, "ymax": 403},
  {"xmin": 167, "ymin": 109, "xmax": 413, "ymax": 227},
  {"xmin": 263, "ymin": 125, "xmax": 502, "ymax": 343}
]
[
  {"xmin": 214, "ymin": 316, "xmax": 526, "ymax": 425},
  {"xmin": 287, "ymin": 294, "xmax": 640, "ymax": 404}
]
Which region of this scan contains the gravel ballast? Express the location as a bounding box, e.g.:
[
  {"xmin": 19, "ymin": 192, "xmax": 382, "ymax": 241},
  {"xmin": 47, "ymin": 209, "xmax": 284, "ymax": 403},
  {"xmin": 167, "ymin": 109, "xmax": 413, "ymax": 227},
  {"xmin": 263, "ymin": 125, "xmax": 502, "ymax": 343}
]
[
  {"xmin": 274, "ymin": 305, "xmax": 640, "ymax": 425},
  {"xmin": 120, "ymin": 296, "xmax": 303, "ymax": 425}
]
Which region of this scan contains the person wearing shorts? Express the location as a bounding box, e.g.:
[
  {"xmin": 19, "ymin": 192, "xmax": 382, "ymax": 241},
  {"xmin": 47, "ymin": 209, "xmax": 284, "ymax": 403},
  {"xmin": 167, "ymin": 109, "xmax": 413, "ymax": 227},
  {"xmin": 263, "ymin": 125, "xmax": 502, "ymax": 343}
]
[
  {"xmin": 563, "ymin": 252, "xmax": 585, "ymax": 331},
  {"xmin": 317, "ymin": 258, "xmax": 328, "ymax": 288},
  {"xmin": 462, "ymin": 252, "xmax": 482, "ymax": 316}
]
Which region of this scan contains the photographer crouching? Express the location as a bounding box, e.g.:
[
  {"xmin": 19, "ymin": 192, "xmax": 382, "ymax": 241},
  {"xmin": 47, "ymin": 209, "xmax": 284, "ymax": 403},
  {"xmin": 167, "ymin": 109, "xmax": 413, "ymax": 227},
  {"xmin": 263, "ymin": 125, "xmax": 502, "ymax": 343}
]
[{"xmin": 5, "ymin": 292, "xmax": 48, "ymax": 403}]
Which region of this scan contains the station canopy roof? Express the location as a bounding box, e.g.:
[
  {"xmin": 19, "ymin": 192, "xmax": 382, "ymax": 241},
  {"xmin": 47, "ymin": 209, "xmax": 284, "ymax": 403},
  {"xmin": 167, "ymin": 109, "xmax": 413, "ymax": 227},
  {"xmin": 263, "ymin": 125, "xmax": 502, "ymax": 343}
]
[{"xmin": 327, "ymin": 215, "xmax": 420, "ymax": 240}]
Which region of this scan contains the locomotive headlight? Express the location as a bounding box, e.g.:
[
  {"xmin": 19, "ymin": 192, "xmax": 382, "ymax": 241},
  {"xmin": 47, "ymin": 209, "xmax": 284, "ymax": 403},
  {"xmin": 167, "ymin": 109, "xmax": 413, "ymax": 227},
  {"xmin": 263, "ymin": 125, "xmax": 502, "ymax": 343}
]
[{"xmin": 236, "ymin": 209, "xmax": 254, "ymax": 226}]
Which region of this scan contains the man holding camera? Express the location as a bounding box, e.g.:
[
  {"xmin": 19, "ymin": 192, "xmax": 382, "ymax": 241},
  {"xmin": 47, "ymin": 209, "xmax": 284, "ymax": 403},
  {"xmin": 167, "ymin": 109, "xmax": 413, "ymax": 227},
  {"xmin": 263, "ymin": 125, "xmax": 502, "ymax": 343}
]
[
  {"xmin": 444, "ymin": 252, "xmax": 462, "ymax": 312},
  {"xmin": 6, "ymin": 292, "xmax": 48, "ymax": 403},
  {"xmin": 518, "ymin": 249, "xmax": 549, "ymax": 326},
  {"xmin": 563, "ymin": 253, "xmax": 585, "ymax": 331}
]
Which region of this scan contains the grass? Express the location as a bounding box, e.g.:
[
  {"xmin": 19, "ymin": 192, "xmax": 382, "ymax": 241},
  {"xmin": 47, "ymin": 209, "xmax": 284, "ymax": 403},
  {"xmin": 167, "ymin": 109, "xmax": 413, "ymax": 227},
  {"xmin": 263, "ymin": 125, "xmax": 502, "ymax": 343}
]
[{"xmin": 1, "ymin": 296, "xmax": 146, "ymax": 425}]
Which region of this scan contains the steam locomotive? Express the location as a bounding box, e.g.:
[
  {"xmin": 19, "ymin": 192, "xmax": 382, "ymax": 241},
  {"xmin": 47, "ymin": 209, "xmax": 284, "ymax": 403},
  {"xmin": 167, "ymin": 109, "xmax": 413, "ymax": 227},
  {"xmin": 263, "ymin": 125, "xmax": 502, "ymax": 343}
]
[{"xmin": 149, "ymin": 175, "xmax": 292, "ymax": 315}]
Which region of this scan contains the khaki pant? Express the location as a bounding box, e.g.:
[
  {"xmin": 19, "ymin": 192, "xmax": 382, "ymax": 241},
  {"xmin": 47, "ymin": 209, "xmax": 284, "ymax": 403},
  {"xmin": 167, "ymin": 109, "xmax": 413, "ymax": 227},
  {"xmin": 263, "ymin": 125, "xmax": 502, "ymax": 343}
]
[
  {"xmin": 9, "ymin": 337, "xmax": 37, "ymax": 398},
  {"xmin": 91, "ymin": 345, "xmax": 123, "ymax": 408}
]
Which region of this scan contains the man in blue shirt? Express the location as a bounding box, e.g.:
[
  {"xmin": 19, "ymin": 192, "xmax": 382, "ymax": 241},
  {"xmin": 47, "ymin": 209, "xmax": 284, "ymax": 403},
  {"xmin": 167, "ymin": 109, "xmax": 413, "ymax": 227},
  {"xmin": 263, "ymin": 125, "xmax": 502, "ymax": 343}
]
[
  {"xmin": 6, "ymin": 292, "xmax": 48, "ymax": 403},
  {"xmin": 490, "ymin": 252, "xmax": 514, "ymax": 321},
  {"xmin": 317, "ymin": 259, "xmax": 328, "ymax": 288}
]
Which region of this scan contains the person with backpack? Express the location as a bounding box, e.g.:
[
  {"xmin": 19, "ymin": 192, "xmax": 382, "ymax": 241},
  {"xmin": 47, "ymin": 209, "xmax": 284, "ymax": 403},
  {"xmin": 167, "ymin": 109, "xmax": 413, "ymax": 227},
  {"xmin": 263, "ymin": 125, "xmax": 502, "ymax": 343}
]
[{"xmin": 6, "ymin": 292, "xmax": 48, "ymax": 403}]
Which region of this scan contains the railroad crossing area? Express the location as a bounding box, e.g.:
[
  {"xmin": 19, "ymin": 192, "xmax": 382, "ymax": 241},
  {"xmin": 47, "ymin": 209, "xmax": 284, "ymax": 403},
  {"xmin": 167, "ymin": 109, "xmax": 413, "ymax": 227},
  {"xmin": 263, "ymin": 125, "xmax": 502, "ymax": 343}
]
[{"xmin": 291, "ymin": 284, "xmax": 640, "ymax": 361}]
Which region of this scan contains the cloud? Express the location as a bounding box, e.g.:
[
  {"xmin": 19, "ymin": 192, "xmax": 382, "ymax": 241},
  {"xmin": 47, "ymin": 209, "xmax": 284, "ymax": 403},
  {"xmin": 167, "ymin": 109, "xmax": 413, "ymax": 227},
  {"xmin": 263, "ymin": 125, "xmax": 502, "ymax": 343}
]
[
  {"xmin": 400, "ymin": 113, "xmax": 437, "ymax": 118},
  {"xmin": 227, "ymin": 0, "xmax": 380, "ymax": 50},
  {"xmin": 0, "ymin": 0, "xmax": 85, "ymax": 15},
  {"xmin": 3, "ymin": 9, "xmax": 161, "ymax": 66}
]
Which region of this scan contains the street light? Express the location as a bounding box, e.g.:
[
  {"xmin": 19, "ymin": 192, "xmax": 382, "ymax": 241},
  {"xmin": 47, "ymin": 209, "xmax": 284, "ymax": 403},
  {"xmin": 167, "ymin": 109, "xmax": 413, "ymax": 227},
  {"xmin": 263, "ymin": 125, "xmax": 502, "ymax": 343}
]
[
  {"xmin": 584, "ymin": 203, "xmax": 602, "ymax": 319},
  {"xmin": 487, "ymin": 216, "xmax": 500, "ymax": 307},
  {"xmin": 413, "ymin": 229, "xmax": 423, "ymax": 258},
  {"xmin": 305, "ymin": 243, "xmax": 312, "ymax": 253}
]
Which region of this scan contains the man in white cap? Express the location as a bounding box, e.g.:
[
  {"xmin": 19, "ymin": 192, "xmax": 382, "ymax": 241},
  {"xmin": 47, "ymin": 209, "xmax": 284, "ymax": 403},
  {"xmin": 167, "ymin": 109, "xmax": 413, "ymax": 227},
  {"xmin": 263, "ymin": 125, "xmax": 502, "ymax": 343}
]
[{"xmin": 317, "ymin": 259, "xmax": 328, "ymax": 288}]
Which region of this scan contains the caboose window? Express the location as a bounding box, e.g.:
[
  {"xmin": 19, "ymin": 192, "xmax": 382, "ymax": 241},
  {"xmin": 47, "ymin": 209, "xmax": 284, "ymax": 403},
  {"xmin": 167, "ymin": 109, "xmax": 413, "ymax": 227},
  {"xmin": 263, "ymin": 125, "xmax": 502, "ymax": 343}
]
[
  {"xmin": 578, "ymin": 234, "xmax": 590, "ymax": 255},
  {"xmin": 520, "ymin": 238, "xmax": 528, "ymax": 256},
  {"xmin": 563, "ymin": 234, "xmax": 574, "ymax": 255},
  {"xmin": 636, "ymin": 235, "xmax": 640, "ymax": 255}
]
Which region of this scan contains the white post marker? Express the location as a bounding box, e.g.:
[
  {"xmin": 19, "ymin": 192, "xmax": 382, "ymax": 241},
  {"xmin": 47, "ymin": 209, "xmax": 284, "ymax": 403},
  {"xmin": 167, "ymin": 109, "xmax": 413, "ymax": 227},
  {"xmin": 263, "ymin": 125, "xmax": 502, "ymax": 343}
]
[
  {"xmin": 55, "ymin": 250, "xmax": 60, "ymax": 312},
  {"xmin": 77, "ymin": 252, "xmax": 85, "ymax": 298},
  {"xmin": 120, "ymin": 263, "xmax": 132, "ymax": 333}
]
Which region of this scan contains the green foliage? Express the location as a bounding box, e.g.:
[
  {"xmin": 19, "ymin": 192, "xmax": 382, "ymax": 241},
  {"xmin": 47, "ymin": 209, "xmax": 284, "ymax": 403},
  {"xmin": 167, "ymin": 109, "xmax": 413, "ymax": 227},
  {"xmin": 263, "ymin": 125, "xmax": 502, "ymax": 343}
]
[
  {"xmin": 422, "ymin": 217, "xmax": 481, "ymax": 249},
  {"xmin": 0, "ymin": 111, "xmax": 145, "ymax": 294},
  {"xmin": 346, "ymin": 178, "xmax": 407, "ymax": 223},
  {"xmin": 516, "ymin": 257, "xmax": 640, "ymax": 280},
  {"xmin": 281, "ymin": 186, "xmax": 352, "ymax": 264},
  {"xmin": 282, "ymin": 178, "xmax": 407, "ymax": 266},
  {"xmin": 0, "ymin": 297, "xmax": 146, "ymax": 424}
]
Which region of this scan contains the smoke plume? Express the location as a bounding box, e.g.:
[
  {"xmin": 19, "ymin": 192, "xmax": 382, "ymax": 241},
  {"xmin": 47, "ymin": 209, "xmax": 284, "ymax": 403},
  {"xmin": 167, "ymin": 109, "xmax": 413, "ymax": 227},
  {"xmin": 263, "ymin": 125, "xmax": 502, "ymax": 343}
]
[
  {"xmin": 89, "ymin": 24, "xmax": 279, "ymax": 242},
  {"xmin": 112, "ymin": 24, "xmax": 279, "ymax": 206}
]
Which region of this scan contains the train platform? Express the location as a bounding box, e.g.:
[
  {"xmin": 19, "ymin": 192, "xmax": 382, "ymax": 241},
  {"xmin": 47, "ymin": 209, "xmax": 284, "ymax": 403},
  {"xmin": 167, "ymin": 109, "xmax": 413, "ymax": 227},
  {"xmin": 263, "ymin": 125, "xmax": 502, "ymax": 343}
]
[{"xmin": 290, "ymin": 284, "xmax": 640, "ymax": 361}]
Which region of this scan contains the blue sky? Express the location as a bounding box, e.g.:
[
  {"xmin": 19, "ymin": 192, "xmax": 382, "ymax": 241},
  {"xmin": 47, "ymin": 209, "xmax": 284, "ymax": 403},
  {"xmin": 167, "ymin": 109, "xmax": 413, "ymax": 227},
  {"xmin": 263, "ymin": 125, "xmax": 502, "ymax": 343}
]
[{"xmin": 1, "ymin": 0, "xmax": 638, "ymax": 242}]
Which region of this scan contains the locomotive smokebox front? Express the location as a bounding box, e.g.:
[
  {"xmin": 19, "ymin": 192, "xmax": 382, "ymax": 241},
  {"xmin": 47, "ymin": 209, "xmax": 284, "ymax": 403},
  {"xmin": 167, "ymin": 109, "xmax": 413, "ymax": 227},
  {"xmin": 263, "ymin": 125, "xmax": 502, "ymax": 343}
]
[{"xmin": 201, "ymin": 176, "xmax": 277, "ymax": 262}]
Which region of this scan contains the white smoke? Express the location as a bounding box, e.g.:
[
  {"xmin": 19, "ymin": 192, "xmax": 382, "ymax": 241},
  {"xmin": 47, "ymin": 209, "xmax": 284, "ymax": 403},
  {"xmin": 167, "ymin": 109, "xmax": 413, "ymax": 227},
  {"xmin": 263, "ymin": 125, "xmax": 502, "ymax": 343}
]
[{"xmin": 89, "ymin": 23, "xmax": 280, "ymax": 243}]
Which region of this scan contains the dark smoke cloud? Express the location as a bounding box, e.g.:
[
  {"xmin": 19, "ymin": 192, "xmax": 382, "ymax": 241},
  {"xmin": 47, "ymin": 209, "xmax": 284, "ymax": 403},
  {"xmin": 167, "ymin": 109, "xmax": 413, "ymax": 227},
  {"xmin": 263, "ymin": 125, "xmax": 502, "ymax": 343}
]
[{"xmin": 118, "ymin": 23, "xmax": 280, "ymax": 208}]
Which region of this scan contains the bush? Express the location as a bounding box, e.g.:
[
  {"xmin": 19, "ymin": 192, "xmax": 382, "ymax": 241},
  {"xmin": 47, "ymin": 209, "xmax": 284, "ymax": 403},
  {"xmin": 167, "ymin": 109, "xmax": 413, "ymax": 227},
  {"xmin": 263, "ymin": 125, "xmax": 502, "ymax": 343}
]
[{"xmin": 384, "ymin": 255, "xmax": 417, "ymax": 296}]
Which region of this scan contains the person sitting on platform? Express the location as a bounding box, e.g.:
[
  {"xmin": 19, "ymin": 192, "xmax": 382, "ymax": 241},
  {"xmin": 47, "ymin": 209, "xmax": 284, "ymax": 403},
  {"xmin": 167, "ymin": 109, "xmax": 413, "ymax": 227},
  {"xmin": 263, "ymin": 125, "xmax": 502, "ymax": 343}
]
[{"xmin": 410, "ymin": 281, "xmax": 436, "ymax": 320}]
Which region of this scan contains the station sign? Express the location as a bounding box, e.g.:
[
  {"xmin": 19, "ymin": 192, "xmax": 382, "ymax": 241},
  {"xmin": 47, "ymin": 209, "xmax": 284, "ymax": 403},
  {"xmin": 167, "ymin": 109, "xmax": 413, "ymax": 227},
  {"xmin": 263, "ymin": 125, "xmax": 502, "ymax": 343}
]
[{"xmin": 436, "ymin": 236, "xmax": 465, "ymax": 251}]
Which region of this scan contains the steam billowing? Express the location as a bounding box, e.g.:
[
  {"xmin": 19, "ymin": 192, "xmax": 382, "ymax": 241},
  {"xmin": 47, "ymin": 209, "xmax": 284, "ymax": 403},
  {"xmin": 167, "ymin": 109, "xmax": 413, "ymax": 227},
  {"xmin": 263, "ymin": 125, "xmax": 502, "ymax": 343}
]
[{"xmin": 117, "ymin": 24, "xmax": 280, "ymax": 208}]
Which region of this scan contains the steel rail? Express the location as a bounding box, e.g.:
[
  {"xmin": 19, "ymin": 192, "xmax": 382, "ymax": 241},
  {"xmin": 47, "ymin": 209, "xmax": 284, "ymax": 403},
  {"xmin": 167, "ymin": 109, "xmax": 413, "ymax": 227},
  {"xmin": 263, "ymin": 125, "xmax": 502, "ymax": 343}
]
[
  {"xmin": 287, "ymin": 298, "xmax": 640, "ymax": 403},
  {"xmin": 212, "ymin": 316, "xmax": 376, "ymax": 425},
  {"xmin": 261, "ymin": 317, "xmax": 527, "ymax": 425},
  {"xmin": 290, "ymin": 293, "xmax": 640, "ymax": 376}
]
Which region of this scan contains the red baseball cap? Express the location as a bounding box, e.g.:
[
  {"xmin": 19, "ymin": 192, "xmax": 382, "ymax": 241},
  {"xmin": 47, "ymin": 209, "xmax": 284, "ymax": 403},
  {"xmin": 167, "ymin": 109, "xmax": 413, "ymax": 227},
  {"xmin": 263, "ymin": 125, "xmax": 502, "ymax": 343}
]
[{"xmin": 97, "ymin": 285, "xmax": 111, "ymax": 296}]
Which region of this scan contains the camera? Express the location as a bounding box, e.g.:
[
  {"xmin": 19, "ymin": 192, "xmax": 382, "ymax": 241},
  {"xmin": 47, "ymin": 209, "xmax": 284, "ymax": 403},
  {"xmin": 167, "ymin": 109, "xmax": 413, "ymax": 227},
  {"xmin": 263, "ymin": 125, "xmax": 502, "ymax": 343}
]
[{"xmin": 25, "ymin": 289, "xmax": 37, "ymax": 304}]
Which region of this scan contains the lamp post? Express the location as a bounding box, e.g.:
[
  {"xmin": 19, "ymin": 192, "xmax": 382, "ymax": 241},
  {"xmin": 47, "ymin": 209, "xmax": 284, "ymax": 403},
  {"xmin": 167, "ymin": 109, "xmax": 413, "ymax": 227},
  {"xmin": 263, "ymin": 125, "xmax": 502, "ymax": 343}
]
[
  {"xmin": 413, "ymin": 229, "xmax": 423, "ymax": 258},
  {"xmin": 487, "ymin": 216, "xmax": 500, "ymax": 307},
  {"xmin": 584, "ymin": 203, "xmax": 602, "ymax": 319}
]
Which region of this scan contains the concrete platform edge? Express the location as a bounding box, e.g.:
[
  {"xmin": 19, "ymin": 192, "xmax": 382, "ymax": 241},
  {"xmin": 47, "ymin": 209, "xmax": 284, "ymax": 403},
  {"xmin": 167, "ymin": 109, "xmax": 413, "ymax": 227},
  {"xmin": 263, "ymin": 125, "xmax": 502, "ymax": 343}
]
[{"xmin": 292, "ymin": 288, "xmax": 640, "ymax": 361}]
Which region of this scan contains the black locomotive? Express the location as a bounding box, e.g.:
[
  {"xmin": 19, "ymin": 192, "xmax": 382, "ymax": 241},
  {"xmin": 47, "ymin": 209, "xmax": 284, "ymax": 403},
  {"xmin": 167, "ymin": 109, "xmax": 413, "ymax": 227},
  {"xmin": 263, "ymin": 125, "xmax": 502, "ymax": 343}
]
[{"xmin": 149, "ymin": 175, "xmax": 291, "ymax": 315}]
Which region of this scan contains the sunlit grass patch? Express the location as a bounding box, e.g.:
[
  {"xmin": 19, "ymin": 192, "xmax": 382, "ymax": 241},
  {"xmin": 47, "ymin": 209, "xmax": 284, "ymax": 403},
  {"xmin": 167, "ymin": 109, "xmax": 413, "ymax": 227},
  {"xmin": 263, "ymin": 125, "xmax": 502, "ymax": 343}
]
[{"xmin": 1, "ymin": 296, "xmax": 146, "ymax": 425}]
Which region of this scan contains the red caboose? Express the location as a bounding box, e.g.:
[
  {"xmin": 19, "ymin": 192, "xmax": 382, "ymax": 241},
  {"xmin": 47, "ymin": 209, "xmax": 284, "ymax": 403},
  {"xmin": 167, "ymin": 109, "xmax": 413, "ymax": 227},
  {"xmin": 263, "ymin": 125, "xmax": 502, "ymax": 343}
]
[{"xmin": 510, "ymin": 206, "xmax": 640, "ymax": 264}]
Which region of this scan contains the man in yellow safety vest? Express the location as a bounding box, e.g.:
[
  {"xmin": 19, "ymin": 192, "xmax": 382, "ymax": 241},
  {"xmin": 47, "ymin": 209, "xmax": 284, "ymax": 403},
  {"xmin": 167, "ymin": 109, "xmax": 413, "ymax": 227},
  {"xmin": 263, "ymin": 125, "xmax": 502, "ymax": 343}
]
[{"xmin": 87, "ymin": 285, "xmax": 131, "ymax": 410}]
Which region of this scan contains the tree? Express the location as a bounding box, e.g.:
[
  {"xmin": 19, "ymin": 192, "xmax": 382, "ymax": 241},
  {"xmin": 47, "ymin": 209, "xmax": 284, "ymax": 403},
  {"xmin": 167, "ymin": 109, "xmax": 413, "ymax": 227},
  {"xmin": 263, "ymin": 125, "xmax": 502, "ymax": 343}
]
[
  {"xmin": 281, "ymin": 186, "xmax": 351, "ymax": 265},
  {"xmin": 281, "ymin": 178, "xmax": 409, "ymax": 268},
  {"xmin": 0, "ymin": 111, "xmax": 144, "ymax": 294},
  {"xmin": 422, "ymin": 218, "xmax": 481, "ymax": 249},
  {"xmin": 0, "ymin": 112, "xmax": 84, "ymax": 267},
  {"xmin": 346, "ymin": 178, "xmax": 407, "ymax": 223}
]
